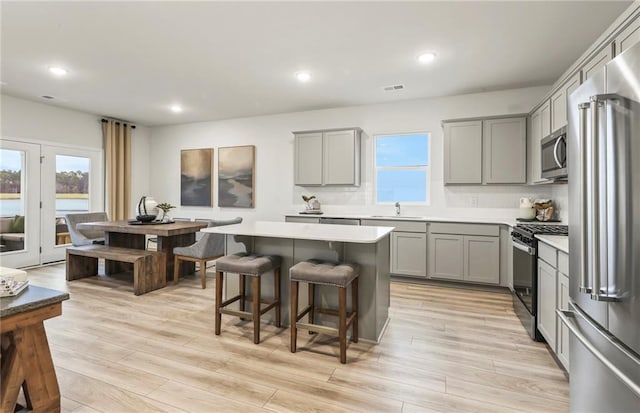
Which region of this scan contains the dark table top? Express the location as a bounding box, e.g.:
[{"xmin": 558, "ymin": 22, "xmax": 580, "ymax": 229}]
[
  {"xmin": 77, "ymin": 220, "xmax": 208, "ymax": 236},
  {"xmin": 0, "ymin": 285, "xmax": 69, "ymax": 318}
]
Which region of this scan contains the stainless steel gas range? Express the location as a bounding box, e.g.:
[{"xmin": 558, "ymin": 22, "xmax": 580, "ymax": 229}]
[{"xmin": 511, "ymin": 223, "xmax": 568, "ymax": 341}]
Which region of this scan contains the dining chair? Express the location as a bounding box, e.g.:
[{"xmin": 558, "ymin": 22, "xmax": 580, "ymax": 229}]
[
  {"xmin": 146, "ymin": 217, "xmax": 191, "ymax": 249},
  {"xmin": 172, "ymin": 217, "xmax": 243, "ymax": 288},
  {"xmin": 64, "ymin": 212, "xmax": 109, "ymax": 246}
]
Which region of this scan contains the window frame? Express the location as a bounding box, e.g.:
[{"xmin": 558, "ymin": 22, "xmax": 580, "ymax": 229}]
[{"xmin": 373, "ymin": 131, "xmax": 431, "ymax": 206}]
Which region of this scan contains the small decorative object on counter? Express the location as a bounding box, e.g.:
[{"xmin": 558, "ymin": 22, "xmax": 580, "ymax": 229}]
[
  {"xmin": 156, "ymin": 202, "xmax": 176, "ymax": 222},
  {"xmin": 519, "ymin": 197, "xmax": 536, "ymax": 220},
  {"xmin": 136, "ymin": 196, "xmax": 158, "ymax": 222},
  {"xmin": 0, "ymin": 276, "xmax": 29, "ymax": 297},
  {"xmin": 534, "ymin": 199, "xmax": 555, "ymax": 221},
  {"xmin": 300, "ymin": 195, "xmax": 322, "ymax": 215}
]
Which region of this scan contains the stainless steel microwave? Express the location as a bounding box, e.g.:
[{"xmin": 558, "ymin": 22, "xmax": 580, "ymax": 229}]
[{"xmin": 541, "ymin": 126, "xmax": 567, "ymax": 180}]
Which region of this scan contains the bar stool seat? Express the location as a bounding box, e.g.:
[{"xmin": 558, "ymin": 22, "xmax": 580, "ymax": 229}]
[
  {"xmin": 290, "ymin": 259, "xmax": 359, "ymax": 364},
  {"xmin": 215, "ymin": 253, "xmax": 282, "ymax": 344}
]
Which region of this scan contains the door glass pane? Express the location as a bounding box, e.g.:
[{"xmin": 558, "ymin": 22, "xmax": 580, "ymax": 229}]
[
  {"xmin": 55, "ymin": 155, "xmax": 90, "ymax": 245},
  {"xmin": 0, "ymin": 149, "xmax": 26, "ymax": 252}
]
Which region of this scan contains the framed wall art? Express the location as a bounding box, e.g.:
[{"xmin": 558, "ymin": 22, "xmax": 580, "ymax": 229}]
[
  {"xmin": 180, "ymin": 148, "xmax": 213, "ymax": 207},
  {"xmin": 218, "ymin": 145, "xmax": 255, "ymax": 208}
]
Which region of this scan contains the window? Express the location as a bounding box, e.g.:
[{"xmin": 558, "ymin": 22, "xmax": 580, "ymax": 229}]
[{"xmin": 375, "ymin": 132, "xmax": 430, "ymax": 204}]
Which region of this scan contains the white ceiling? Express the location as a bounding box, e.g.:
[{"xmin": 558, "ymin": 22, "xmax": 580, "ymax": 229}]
[{"xmin": 0, "ymin": 1, "xmax": 631, "ymax": 126}]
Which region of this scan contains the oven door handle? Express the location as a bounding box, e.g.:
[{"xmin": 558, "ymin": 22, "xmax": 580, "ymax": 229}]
[{"xmin": 512, "ymin": 239, "xmax": 535, "ymax": 255}]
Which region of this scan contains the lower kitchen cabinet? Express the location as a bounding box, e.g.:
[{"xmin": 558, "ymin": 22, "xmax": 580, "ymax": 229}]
[
  {"xmin": 556, "ymin": 272, "xmax": 570, "ymax": 370},
  {"xmin": 391, "ymin": 232, "xmax": 427, "ymax": 277},
  {"xmin": 537, "ymin": 259, "xmax": 557, "ymax": 350},
  {"xmin": 428, "ymin": 234, "xmax": 464, "ymax": 280},
  {"xmin": 464, "ymin": 236, "xmax": 500, "ymax": 284}
]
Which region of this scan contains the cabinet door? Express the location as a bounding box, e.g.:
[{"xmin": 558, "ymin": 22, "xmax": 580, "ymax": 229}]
[
  {"xmin": 444, "ymin": 121, "xmax": 482, "ymax": 184},
  {"xmin": 428, "ymin": 234, "xmax": 464, "ymax": 280},
  {"xmin": 583, "ymin": 44, "xmax": 613, "ymax": 80},
  {"xmin": 529, "ymin": 102, "xmax": 551, "ymax": 184},
  {"xmin": 391, "ymin": 232, "xmax": 427, "ymax": 277},
  {"xmin": 556, "ymin": 273, "xmax": 570, "ymax": 370},
  {"xmin": 285, "ymin": 216, "xmax": 321, "ymax": 223},
  {"xmin": 483, "ymin": 117, "xmax": 526, "ymax": 184},
  {"xmin": 463, "ymin": 235, "xmax": 500, "ymax": 284},
  {"xmin": 537, "ymin": 259, "xmax": 557, "ymax": 349},
  {"xmin": 323, "ymin": 129, "xmax": 358, "ymax": 185},
  {"xmin": 294, "ymin": 132, "xmax": 323, "ymax": 185},
  {"xmin": 615, "ymin": 17, "xmax": 640, "ymax": 55},
  {"xmin": 550, "ymin": 72, "xmax": 582, "ymax": 131},
  {"xmin": 540, "ymin": 100, "xmax": 551, "ymax": 138}
]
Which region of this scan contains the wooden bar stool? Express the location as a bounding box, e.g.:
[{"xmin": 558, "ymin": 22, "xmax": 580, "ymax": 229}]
[
  {"xmin": 215, "ymin": 253, "xmax": 281, "ymax": 344},
  {"xmin": 290, "ymin": 259, "xmax": 359, "ymax": 364}
]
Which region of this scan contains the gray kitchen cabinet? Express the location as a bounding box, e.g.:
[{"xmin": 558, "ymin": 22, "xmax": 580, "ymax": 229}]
[
  {"xmin": 428, "ymin": 234, "xmax": 464, "ymax": 280},
  {"xmin": 529, "ymin": 101, "xmax": 551, "ymax": 184},
  {"xmin": 557, "ymin": 272, "xmax": 570, "ymax": 370},
  {"xmin": 582, "ymin": 43, "xmax": 613, "ymax": 80},
  {"xmin": 444, "ymin": 116, "xmax": 526, "ymax": 185},
  {"xmin": 615, "ymin": 17, "xmax": 640, "ymax": 55},
  {"xmin": 464, "ymin": 235, "xmax": 500, "ymax": 284},
  {"xmin": 483, "ymin": 117, "xmax": 526, "ymax": 184},
  {"xmin": 537, "ymin": 258, "xmax": 557, "ymax": 351},
  {"xmin": 293, "ymin": 128, "xmax": 361, "ymax": 186},
  {"xmin": 443, "ymin": 120, "xmax": 482, "ymax": 184},
  {"xmin": 428, "ymin": 223, "xmax": 500, "ymax": 284},
  {"xmin": 550, "ymin": 72, "xmax": 582, "ymax": 131},
  {"xmin": 285, "ymin": 216, "xmax": 321, "ymax": 224},
  {"xmin": 391, "ymin": 232, "xmax": 427, "ymax": 278}
]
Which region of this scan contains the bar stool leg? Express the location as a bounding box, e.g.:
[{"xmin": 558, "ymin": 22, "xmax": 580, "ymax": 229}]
[
  {"xmin": 352, "ymin": 277, "xmax": 358, "ymax": 343},
  {"xmin": 215, "ymin": 271, "xmax": 224, "ymax": 335},
  {"xmin": 274, "ymin": 268, "xmax": 281, "ymax": 328},
  {"xmin": 252, "ymin": 276, "xmax": 261, "ymax": 344},
  {"xmin": 290, "ymin": 280, "xmax": 298, "ymax": 353},
  {"xmin": 173, "ymin": 256, "xmax": 180, "ymax": 285},
  {"xmin": 339, "ymin": 286, "xmax": 347, "ymax": 364},
  {"xmin": 200, "ymin": 259, "xmax": 207, "ymax": 289},
  {"xmin": 308, "ymin": 283, "xmax": 315, "ymax": 330},
  {"xmin": 239, "ymin": 274, "xmax": 246, "ymax": 314}
]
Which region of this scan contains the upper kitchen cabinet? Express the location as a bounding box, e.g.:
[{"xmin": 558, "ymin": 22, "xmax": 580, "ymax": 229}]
[
  {"xmin": 550, "ymin": 72, "xmax": 582, "ymax": 131},
  {"xmin": 615, "ymin": 17, "xmax": 640, "ymax": 55},
  {"xmin": 582, "ymin": 43, "xmax": 613, "ymax": 80},
  {"xmin": 529, "ymin": 100, "xmax": 551, "ymax": 184},
  {"xmin": 293, "ymin": 128, "xmax": 361, "ymax": 186},
  {"xmin": 443, "ymin": 120, "xmax": 483, "ymax": 184},
  {"xmin": 483, "ymin": 117, "xmax": 526, "ymax": 184},
  {"xmin": 444, "ymin": 116, "xmax": 526, "ymax": 185}
]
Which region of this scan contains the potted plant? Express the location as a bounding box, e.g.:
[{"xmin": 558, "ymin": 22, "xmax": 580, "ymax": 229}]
[{"xmin": 156, "ymin": 202, "xmax": 176, "ymax": 222}]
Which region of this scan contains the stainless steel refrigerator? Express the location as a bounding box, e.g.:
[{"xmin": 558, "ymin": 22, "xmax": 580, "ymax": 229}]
[{"xmin": 564, "ymin": 41, "xmax": 640, "ymax": 412}]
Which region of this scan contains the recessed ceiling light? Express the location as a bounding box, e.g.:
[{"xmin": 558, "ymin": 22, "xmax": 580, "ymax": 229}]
[
  {"xmin": 417, "ymin": 52, "xmax": 437, "ymax": 64},
  {"xmin": 48, "ymin": 66, "xmax": 68, "ymax": 76},
  {"xmin": 295, "ymin": 71, "xmax": 312, "ymax": 82},
  {"xmin": 170, "ymin": 105, "xmax": 183, "ymax": 113}
]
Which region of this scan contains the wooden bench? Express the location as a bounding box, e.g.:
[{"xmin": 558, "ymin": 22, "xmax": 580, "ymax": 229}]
[{"xmin": 66, "ymin": 245, "xmax": 166, "ymax": 295}]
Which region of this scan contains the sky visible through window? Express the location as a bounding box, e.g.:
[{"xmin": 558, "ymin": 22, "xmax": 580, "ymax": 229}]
[{"xmin": 376, "ymin": 133, "xmax": 429, "ymax": 203}]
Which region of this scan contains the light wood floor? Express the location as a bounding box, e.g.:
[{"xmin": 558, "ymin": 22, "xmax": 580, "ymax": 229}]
[{"xmin": 22, "ymin": 264, "xmax": 569, "ymax": 413}]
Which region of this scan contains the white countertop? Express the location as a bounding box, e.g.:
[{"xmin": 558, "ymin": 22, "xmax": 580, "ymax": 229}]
[
  {"xmin": 536, "ymin": 235, "xmax": 569, "ymax": 254},
  {"xmin": 202, "ymin": 221, "xmax": 394, "ymax": 243},
  {"xmin": 285, "ymin": 212, "xmax": 516, "ymax": 226}
]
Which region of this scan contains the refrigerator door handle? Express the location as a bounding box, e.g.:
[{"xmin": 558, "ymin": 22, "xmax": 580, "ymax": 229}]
[
  {"xmin": 589, "ymin": 96, "xmax": 603, "ymax": 301},
  {"xmin": 557, "ymin": 309, "xmax": 640, "ymax": 398},
  {"xmin": 578, "ymin": 102, "xmax": 592, "ymax": 294}
]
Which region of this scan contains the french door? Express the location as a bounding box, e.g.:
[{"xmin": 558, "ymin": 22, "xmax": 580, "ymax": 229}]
[{"xmin": 0, "ymin": 139, "xmax": 103, "ymax": 267}]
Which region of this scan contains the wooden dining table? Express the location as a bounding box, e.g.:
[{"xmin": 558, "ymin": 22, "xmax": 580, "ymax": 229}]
[{"xmin": 76, "ymin": 220, "xmax": 208, "ymax": 282}]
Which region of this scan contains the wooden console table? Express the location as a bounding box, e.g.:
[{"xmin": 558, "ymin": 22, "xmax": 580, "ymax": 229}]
[{"xmin": 1, "ymin": 285, "xmax": 69, "ymax": 413}]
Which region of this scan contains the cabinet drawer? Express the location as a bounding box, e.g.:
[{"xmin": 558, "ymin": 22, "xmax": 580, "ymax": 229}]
[
  {"xmin": 285, "ymin": 216, "xmax": 321, "ymax": 224},
  {"xmin": 361, "ymin": 220, "xmax": 426, "ymax": 233},
  {"xmin": 538, "ymin": 242, "xmax": 557, "ymax": 267},
  {"xmin": 429, "ymin": 222, "xmax": 499, "ymax": 237},
  {"xmin": 558, "ymin": 251, "xmax": 569, "ymax": 276}
]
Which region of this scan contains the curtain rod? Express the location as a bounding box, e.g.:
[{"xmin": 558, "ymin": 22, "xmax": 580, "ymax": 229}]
[{"xmin": 101, "ymin": 118, "xmax": 136, "ymax": 129}]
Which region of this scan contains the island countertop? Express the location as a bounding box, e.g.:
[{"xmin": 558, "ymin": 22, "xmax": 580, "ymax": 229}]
[{"xmin": 202, "ymin": 220, "xmax": 394, "ymax": 243}]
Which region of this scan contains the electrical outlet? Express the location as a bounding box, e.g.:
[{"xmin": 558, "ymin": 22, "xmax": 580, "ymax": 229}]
[{"xmin": 470, "ymin": 196, "xmax": 479, "ymax": 208}]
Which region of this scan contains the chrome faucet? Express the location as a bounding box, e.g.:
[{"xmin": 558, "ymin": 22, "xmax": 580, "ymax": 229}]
[{"xmin": 395, "ymin": 202, "xmax": 401, "ymax": 216}]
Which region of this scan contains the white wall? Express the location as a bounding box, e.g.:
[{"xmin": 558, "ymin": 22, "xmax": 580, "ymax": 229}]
[
  {"xmin": 150, "ymin": 86, "xmax": 567, "ymax": 222},
  {"xmin": 1, "ymin": 94, "xmax": 152, "ymax": 216}
]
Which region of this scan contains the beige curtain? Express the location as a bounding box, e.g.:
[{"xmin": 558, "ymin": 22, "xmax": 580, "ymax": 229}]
[{"xmin": 102, "ymin": 120, "xmax": 132, "ymax": 220}]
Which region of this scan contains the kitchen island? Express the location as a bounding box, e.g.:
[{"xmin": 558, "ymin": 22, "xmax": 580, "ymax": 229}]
[{"xmin": 202, "ymin": 221, "xmax": 393, "ymax": 342}]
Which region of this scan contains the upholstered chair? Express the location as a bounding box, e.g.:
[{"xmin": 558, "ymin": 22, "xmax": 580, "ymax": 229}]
[
  {"xmin": 172, "ymin": 217, "xmax": 243, "ymax": 288},
  {"xmin": 64, "ymin": 212, "xmax": 109, "ymax": 246}
]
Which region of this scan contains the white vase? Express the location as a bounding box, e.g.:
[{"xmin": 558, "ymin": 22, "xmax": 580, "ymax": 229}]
[{"xmin": 137, "ymin": 196, "xmax": 158, "ymax": 217}]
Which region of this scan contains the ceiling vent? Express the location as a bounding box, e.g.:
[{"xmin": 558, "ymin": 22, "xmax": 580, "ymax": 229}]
[{"xmin": 383, "ymin": 84, "xmax": 405, "ymax": 92}]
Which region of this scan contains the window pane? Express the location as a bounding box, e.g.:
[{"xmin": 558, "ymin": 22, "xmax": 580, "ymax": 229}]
[
  {"xmin": 56, "ymin": 155, "xmax": 89, "ymax": 245},
  {"xmin": 376, "ymin": 169, "xmax": 427, "ymax": 203},
  {"xmin": 376, "ymin": 134, "xmax": 429, "ymax": 167},
  {"xmin": 0, "ymin": 149, "xmax": 26, "ymax": 252}
]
